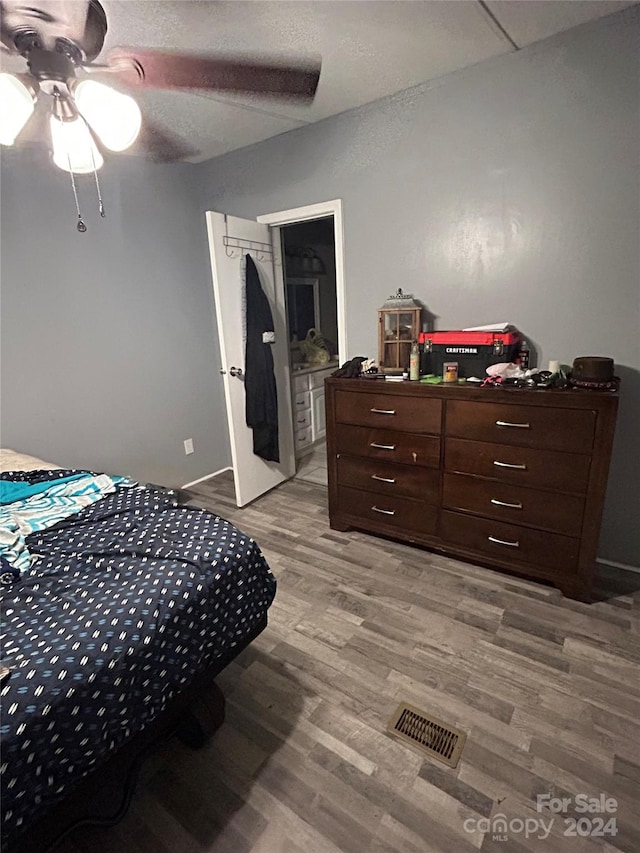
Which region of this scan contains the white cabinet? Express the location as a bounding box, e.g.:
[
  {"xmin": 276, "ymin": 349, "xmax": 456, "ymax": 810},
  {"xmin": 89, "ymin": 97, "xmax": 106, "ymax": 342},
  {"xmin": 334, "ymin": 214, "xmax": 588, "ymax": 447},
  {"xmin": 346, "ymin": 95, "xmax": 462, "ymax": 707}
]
[
  {"xmin": 291, "ymin": 365, "xmax": 335, "ymax": 456},
  {"xmin": 311, "ymin": 387, "xmax": 326, "ymax": 441}
]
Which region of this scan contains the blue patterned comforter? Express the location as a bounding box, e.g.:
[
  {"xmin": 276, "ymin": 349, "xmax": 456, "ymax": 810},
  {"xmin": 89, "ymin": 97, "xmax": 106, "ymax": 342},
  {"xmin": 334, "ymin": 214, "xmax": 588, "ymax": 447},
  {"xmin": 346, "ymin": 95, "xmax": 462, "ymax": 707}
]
[{"xmin": 0, "ymin": 473, "xmax": 276, "ymax": 845}]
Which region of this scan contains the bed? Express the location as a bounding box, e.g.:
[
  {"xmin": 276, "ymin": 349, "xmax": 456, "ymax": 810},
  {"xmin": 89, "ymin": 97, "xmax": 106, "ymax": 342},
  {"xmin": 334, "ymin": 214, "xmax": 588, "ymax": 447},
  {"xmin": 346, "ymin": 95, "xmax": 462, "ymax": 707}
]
[{"xmin": 0, "ymin": 450, "xmax": 276, "ymax": 852}]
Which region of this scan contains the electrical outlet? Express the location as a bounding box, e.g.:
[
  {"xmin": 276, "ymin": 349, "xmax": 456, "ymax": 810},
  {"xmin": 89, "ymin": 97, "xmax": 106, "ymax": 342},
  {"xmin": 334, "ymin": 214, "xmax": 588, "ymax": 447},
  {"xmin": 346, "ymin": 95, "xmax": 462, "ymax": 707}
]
[{"xmin": 183, "ymin": 438, "xmax": 194, "ymax": 455}]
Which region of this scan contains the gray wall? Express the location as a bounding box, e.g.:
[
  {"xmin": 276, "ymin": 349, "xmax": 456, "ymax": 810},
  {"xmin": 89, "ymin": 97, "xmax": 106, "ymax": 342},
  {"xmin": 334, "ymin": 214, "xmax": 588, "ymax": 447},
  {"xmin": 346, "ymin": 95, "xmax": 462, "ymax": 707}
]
[
  {"xmin": 195, "ymin": 8, "xmax": 640, "ymax": 566},
  {"xmin": 1, "ymin": 150, "xmax": 230, "ymax": 486}
]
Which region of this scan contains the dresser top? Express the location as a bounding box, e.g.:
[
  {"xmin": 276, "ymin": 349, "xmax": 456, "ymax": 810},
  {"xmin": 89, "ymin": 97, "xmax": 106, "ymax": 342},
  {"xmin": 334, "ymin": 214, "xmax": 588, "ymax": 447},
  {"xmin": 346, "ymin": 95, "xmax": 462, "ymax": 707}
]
[{"xmin": 326, "ymin": 376, "xmax": 619, "ymax": 411}]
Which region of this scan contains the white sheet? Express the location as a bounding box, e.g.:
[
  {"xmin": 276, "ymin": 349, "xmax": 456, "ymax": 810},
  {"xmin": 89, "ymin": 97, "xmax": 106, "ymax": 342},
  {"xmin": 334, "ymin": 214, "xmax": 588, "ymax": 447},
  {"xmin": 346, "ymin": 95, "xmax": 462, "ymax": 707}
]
[{"xmin": 0, "ymin": 449, "xmax": 59, "ymax": 473}]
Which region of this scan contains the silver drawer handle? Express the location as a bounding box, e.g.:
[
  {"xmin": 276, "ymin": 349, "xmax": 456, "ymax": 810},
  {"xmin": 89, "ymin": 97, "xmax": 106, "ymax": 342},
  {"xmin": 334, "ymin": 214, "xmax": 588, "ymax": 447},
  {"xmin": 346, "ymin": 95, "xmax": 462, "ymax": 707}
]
[
  {"xmin": 488, "ymin": 535, "xmax": 520, "ymax": 548},
  {"xmin": 370, "ymin": 443, "xmax": 396, "ymax": 451},
  {"xmin": 296, "ymin": 400, "xmax": 306, "ymax": 406},
  {"xmin": 370, "ymin": 408, "xmax": 396, "ymax": 415},
  {"xmin": 297, "ymin": 418, "xmax": 306, "ymax": 424},
  {"xmin": 372, "ymin": 505, "xmax": 395, "ymax": 516},
  {"xmin": 371, "ymin": 474, "xmax": 396, "ymax": 484},
  {"xmin": 493, "ymin": 460, "xmax": 527, "ymax": 470},
  {"xmin": 491, "ymin": 498, "xmax": 523, "ymax": 509},
  {"xmin": 496, "ymin": 420, "xmax": 531, "ymax": 429}
]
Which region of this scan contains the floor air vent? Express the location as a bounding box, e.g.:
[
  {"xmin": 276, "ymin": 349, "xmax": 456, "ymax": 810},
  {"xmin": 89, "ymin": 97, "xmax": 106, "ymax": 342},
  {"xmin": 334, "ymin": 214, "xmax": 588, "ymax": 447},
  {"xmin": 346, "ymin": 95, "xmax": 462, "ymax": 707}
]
[{"xmin": 387, "ymin": 703, "xmax": 466, "ymax": 768}]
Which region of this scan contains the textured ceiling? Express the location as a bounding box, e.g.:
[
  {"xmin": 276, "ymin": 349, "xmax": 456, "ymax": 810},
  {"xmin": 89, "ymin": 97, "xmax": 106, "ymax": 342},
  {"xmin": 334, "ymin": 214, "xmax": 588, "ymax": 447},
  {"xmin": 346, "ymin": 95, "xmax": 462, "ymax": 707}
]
[{"xmin": 3, "ymin": 0, "xmax": 637, "ymax": 163}]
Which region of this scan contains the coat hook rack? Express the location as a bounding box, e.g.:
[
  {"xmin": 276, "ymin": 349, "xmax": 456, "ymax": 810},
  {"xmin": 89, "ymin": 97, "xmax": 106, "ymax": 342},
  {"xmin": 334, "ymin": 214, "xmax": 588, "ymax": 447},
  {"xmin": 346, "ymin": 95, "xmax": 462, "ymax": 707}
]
[{"xmin": 223, "ymin": 216, "xmax": 277, "ymax": 263}]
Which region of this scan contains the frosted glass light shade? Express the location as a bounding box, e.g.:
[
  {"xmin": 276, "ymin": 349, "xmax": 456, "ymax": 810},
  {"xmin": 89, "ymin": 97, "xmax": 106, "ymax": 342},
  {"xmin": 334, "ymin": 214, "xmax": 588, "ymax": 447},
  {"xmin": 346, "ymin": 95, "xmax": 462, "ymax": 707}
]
[
  {"xmin": 50, "ymin": 114, "xmax": 104, "ymax": 173},
  {"xmin": 0, "ymin": 73, "xmax": 35, "ymax": 145},
  {"xmin": 74, "ymin": 80, "xmax": 141, "ymax": 151}
]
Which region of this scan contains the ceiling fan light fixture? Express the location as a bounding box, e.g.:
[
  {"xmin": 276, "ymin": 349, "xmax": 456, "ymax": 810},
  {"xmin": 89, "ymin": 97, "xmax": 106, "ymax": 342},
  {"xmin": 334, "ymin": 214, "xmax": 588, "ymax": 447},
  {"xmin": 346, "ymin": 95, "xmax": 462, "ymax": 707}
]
[
  {"xmin": 73, "ymin": 79, "xmax": 142, "ymax": 152},
  {"xmin": 50, "ymin": 112, "xmax": 104, "ymax": 174},
  {"xmin": 0, "ymin": 73, "xmax": 36, "ymax": 146}
]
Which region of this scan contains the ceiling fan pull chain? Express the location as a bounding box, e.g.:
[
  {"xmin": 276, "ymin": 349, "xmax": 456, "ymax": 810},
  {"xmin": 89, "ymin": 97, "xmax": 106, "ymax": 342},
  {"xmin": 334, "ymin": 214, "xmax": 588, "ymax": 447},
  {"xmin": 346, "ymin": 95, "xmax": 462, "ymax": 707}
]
[
  {"xmin": 90, "ymin": 149, "xmax": 106, "ymax": 218},
  {"xmin": 67, "ymin": 160, "xmax": 87, "ymax": 233}
]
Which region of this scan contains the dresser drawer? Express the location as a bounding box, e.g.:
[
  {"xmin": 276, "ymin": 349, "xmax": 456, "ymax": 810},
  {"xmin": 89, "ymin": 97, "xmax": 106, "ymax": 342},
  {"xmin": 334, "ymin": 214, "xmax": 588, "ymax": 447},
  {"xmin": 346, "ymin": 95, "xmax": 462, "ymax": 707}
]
[
  {"xmin": 337, "ymin": 486, "xmax": 438, "ymax": 535},
  {"xmin": 335, "ymin": 390, "xmax": 442, "ymax": 433},
  {"xmin": 338, "ymin": 455, "xmax": 440, "ymax": 504},
  {"xmin": 445, "ymin": 438, "xmax": 591, "ymax": 494},
  {"xmin": 335, "ymin": 424, "xmax": 440, "ymax": 468},
  {"xmin": 439, "ymin": 510, "xmax": 579, "ymax": 573},
  {"xmin": 294, "ymin": 408, "xmax": 312, "ymax": 430},
  {"xmin": 295, "ymin": 425, "xmax": 312, "ymax": 452},
  {"xmin": 294, "ymin": 390, "xmax": 310, "ymax": 410},
  {"xmin": 446, "ymin": 400, "xmax": 595, "ymax": 453},
  {"xmin": 292, "ymin": 374, "xmax": 309, "ymax": 395},
  {"xmin": 309, "ymin": 368, "xmax": 334, "ymax": 390},
  {"xmin": 442, "ymin": 472, "xmax": 585, "ymax": 537}
]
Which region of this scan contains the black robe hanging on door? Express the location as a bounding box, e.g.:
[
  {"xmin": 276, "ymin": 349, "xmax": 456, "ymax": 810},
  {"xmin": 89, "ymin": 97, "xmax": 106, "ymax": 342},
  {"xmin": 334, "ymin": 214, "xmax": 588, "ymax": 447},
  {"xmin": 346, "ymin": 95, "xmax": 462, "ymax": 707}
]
[{"xmin": 244, "ymin": 254, "xmax": 280, "ymax": 462}]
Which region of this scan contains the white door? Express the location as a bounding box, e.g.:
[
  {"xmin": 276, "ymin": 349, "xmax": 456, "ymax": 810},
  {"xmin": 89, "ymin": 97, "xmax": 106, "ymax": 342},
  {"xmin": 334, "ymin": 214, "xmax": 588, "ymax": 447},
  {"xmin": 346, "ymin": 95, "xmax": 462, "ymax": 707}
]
[{"xmin": 205, "ymin": 211, "xmax": 295, "ymax": 507}]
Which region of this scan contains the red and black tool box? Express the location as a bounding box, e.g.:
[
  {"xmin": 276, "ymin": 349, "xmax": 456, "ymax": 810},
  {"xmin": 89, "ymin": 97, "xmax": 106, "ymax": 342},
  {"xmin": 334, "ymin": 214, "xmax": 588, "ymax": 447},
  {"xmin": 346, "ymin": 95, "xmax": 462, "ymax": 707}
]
[{"xmin": 418, "ymin": 329, "xmax": 523, "ymax": 379}]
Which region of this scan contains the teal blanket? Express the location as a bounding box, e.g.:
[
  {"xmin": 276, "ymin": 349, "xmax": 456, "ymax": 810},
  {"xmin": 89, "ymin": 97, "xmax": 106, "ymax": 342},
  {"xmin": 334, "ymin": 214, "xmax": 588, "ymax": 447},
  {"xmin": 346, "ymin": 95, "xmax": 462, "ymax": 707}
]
[
  {"xmin": 0, "ymin": 474, "xmax": 122, "ymax": 573},
  {"xmin": 0, "ymin": 473, "xmax": 88, "ymax": 505}
]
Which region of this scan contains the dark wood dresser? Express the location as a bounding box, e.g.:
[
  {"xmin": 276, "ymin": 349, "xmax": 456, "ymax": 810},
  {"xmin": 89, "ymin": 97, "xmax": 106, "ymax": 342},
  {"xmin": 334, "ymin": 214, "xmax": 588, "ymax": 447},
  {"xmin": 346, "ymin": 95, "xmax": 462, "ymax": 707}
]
[{"xmin": 325, "ymin": 378, "xmax": 619, "ymax": 599}]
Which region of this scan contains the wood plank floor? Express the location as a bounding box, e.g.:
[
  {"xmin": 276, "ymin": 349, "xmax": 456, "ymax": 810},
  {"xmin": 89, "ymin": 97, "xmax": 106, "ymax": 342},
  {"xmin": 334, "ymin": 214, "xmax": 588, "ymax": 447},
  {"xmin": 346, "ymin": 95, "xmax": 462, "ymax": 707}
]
[{"xmin": 57, "ymin": 473, "xmax": 640, "ymax": 853}]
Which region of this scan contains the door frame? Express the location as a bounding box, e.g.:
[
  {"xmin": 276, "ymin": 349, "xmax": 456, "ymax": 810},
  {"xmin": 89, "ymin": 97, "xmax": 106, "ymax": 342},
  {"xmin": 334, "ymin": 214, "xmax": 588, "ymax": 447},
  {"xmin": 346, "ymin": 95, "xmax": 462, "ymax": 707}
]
[{"xmin": 257, "ymin": 199, "xmax": 347, "ymax": 363}]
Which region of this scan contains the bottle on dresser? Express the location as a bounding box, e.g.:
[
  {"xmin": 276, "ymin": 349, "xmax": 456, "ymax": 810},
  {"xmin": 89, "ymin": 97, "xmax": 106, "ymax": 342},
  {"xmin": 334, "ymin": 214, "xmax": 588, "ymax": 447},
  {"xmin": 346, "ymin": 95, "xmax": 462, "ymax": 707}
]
[
  {"xmin": 409, "ymin": 340, "xmax": 420, "ymax": 380},
  {"xmin": 517, "ymin": 339, "xmax": 530, "ymax": 370}
]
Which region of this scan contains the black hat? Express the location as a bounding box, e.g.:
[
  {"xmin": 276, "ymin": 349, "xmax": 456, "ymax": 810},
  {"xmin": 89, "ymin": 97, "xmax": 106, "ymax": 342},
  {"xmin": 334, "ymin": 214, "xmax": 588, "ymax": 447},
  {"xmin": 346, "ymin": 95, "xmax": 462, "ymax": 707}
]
[
  {"xmin": 569, "ymin": 356, "xmax": 618, "ymax": 390},
  {"xmin": 572, "ymin": 357, "xmax": 614, "ymax": 381}
]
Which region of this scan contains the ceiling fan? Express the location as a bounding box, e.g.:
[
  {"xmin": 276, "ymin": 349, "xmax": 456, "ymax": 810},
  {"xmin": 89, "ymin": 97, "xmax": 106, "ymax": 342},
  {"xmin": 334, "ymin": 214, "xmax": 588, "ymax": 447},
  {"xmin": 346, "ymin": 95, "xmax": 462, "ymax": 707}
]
[{"xmin": 0, "ymin": 0, "xmax": 322, "ymax": 173}]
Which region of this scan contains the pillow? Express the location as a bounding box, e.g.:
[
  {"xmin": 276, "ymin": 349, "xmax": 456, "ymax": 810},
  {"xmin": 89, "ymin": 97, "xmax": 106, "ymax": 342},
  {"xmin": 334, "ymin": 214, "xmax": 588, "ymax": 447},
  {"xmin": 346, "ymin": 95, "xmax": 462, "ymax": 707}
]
[{"xmin": 0, "ymin": 449, "xmax": 60, "ymax": 473}]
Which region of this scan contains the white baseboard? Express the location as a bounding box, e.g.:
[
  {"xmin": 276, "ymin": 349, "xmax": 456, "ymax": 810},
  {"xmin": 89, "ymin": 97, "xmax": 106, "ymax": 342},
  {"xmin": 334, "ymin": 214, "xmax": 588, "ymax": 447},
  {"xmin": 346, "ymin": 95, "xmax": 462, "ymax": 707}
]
[
  {"xmin": 181, "ymin": 466, "xmax": 232, "ymax": 490},
  {"xmin": 597, "ymin": 557, "xmax": 640, "ymax": 575}
]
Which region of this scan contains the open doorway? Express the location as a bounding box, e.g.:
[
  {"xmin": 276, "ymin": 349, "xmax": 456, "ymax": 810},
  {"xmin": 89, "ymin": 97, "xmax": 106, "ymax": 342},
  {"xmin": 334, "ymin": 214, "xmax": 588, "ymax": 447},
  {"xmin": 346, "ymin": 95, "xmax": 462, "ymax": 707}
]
[
  {"xmin": 257, "ymin": 198, "xmax": 346, "ymax": 490},
  {"xmin": 281, "ymin": 217, "xmax": 338, "ymax": 486}
]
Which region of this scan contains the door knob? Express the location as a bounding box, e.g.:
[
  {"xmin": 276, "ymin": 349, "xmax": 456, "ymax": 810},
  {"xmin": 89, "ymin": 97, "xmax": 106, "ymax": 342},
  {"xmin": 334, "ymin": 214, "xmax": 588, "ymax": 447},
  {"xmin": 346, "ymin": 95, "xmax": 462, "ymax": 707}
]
[{"xmin": 229, "ymin": 366, "xmax": 244, "ymax": 378}]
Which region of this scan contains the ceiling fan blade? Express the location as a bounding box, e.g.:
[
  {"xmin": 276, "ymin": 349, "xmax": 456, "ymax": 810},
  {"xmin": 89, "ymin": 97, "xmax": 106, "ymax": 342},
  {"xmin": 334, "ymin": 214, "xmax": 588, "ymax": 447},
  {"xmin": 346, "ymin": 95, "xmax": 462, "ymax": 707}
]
[
  {"xmin": 135, "ymin": 118, "xmax": 200, "ymax": 164},
  {"xmin": 105, "ymin": 47, "xmax": 321, "ymax": 102}
]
